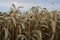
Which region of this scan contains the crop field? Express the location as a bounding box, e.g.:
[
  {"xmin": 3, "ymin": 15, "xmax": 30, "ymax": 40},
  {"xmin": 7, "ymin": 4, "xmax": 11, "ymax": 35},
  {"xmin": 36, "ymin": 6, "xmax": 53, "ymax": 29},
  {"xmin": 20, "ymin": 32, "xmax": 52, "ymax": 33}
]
[{"xmin": 0, "ymin": 4, "xmax": 60, "ymax": 40}]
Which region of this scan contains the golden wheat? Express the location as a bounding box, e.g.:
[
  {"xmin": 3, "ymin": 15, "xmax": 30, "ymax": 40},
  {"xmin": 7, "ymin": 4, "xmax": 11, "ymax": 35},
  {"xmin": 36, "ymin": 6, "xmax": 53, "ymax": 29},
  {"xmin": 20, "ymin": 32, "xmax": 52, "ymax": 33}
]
[{"xmin": 0, "ymin": 4, "xmax": 60, "ymax": 40}]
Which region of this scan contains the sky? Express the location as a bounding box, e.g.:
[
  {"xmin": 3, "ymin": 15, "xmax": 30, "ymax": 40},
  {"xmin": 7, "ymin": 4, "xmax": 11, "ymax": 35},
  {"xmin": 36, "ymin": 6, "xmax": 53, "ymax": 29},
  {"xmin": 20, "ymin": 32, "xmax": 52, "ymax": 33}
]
[{"xmin": 0, "ymin": 0, "xmax": 60, "ymax": 12}]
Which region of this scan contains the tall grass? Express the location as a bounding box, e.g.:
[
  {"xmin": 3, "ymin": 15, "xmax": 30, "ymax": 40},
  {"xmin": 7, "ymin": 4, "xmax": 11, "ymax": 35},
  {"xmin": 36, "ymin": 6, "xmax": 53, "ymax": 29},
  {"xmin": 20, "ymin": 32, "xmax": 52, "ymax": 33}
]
[{"xmin": 0, "ymin": 4, "xmax": 60, "ymax": 40}]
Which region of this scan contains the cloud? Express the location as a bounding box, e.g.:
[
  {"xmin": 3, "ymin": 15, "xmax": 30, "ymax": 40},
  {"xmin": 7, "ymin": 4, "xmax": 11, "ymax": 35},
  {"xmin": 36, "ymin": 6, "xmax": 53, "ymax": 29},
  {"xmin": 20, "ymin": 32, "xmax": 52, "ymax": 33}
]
[
  {"xmin": 0, "ymin": 1, "xmax": 35, "ymax": 7},
  {"xmin": 0, "ymin": 1, "xmax": 35, "ymax": 12},
  {"xmin": 0, "ymin": 1, "xmax": 60, "ymax": 12}
]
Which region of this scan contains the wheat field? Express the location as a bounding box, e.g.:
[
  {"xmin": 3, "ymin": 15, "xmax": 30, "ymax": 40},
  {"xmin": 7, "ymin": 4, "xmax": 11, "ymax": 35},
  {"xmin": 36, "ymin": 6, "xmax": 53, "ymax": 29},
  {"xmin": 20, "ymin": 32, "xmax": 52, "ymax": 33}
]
[{"xmin": 0, "ymin": 4, "xmax": 60, "ymax": 40}]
